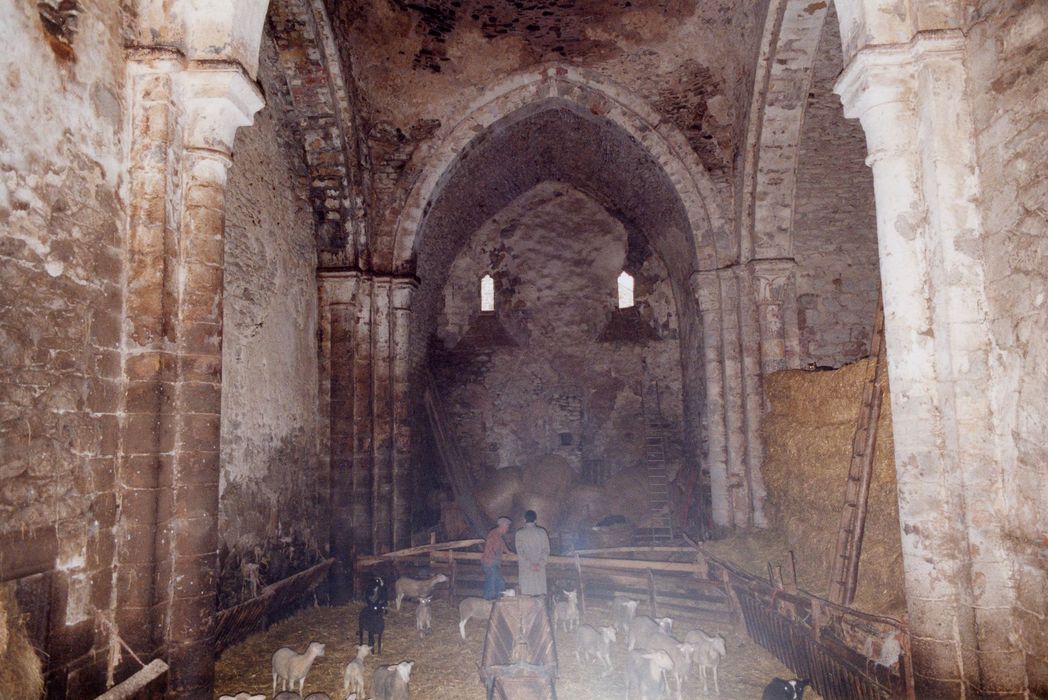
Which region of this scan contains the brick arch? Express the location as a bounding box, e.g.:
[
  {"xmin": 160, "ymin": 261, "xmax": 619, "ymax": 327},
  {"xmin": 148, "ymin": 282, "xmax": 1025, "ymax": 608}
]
[
  {"xmin": 384, "ymin": 63, "xmax": 735, "ymax": 275},
  {"xmin": 266, "ymin": 0, "xmax": 362, "ymax": 266},
  {"xmin": 740, "ymin": 0, "xmax": 831, "ymax": 261}
]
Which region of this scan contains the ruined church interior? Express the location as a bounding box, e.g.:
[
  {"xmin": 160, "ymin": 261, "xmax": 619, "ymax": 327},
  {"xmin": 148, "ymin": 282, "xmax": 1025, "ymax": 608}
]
[{"xmin": 0, "ymin": 0, "xmax": 1045, "ymax": 698}]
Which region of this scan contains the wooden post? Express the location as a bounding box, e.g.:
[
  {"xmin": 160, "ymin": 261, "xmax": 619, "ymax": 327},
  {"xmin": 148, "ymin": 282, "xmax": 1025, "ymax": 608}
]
[
  {"xmin": 574, "ymin": 553, "xmax": 586, "ymax": 617},
  {"xmin": 447, "ymin": 550, "xmax": 456, "ymax": 604},
  {"xmin": 647, "ymin": 569, "xmax": 657, "ymax": 618}
]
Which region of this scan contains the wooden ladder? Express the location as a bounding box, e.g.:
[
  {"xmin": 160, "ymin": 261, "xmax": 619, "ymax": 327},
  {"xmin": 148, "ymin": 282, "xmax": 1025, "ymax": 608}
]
[
  {"xmin": 827, "ymin": 299, "xmax": 887, "ymax": 605},
  {"xmin": 422, "ymin": 370, "xmax": 488, "ymax": 537},
  {"xmin": 638, "ymin": 380, "xmax": 674, "ymax": 546}
]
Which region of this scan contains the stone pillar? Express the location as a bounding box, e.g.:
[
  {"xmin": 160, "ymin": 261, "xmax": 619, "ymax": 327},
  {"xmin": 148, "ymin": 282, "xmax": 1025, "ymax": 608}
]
[
  {"xmin": 736, "ymin": 267, "xmax": 768, "ymax": 528},
  {"xmin": 318, "ymin": 270, "xmax": 360, "ymax": 603},
  {"xmin": 350, "ymin": 279, "xmax": 374, "ymax": 556},
  {"xmin": 164, "ymin": 66, "xmax": 264, "ymax": 698},
  {"xmin": 117, "ymin": 56, "xmax": 262, "ymax": 698},
  {"xmin": 390, "ymin": 277, "xmax": 418, "ymax": 550},
  {"xmin": 717, "ymin": 271, "xmax": 751, "ymax": 530},
  {"xmin": 748, "ymin": 258, "xmax": 800, "ymax": 374},
  {"xmin": 370, "ymin": 277, "xmax": 395, "ymax": 553},
  {"xmin": 692, "ymin": 270, "xmax": 730, "ymax": 529},
  {"xmin": 836, "ymin": 30, "xmax": 1023, "ymax": 697}
]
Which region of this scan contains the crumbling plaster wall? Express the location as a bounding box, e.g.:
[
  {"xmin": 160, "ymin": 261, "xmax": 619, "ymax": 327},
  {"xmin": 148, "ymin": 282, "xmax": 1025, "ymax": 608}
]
[
  {"xmin": 965, "ymin": 0, "xmax": 1048, "ymax": 690},
  {"xmin": 325, "ymin": 0, "xmax": 765, "ymax": 253},
  {"xmin": 432, "ymin": 183, "xmax": 685, "ymax": 484},
  {"xmin": 792, "ymin": 6, "xmax": 879, "ymax": 367},
  {"xmin": 219, "ymin": 36, "xmax": 323, "ymax": 606},
  {"xmin": 0, "ymin": 1, "xmax": 128, "ymax": 694}
]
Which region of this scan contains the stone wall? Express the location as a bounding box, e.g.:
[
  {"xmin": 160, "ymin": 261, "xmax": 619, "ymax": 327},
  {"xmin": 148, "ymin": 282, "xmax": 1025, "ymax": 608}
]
[
  {"xmin": 966, "ymin": 1, "xmax": 1048, "ymax": 691},
  {"xmin": 219, "ymin": 37, "xmax": 323, "ymax": 607},
  {"xmin": 432, "ymin": 183, "xmax": 685, "ymax": 486},
  {"xmin": 792, "ymin": 7, "xmax": 879, "ymax": 368},
  {"xmin": 0, "ymin": 1, "xmax": 127, "ymax": 694}
]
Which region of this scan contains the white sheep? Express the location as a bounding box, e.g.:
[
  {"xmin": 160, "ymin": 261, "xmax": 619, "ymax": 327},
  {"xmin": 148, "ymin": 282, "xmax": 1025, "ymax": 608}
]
[
  {"xmin": 342, "ymin": 643, "xmax": 372, "ymax": 697},
  {"xmin": 304, "ymin": 694, "xmax": 331, "ymax": 700},
  {"xmin": 576, "ymin": 624, "xmax": 617, "ymax": 674},
  {"xmin": 614, "ymin": 597, "xmax": 640, "ymax": 637},
  {"xmin": 627, "ymin": 615, "xmax": 673, "ymax": 650},
  {"xmin": 458, "ymin": 596, "xmax": 493, "ymax": 640},
  {"xmin": 624, "ymin": 648, "xmax": 674, "ymax": 700},
  {"xmin": 684, "ymin": 628, "xmax": 726, "ymax": 695},
  {"xmin": 394, "ymin": 573, "xmax": 448, "ymax": 611},
  {"xmin": 553, "ymin": 589, "xmax": 579, "ymax": 632},
  {"xmin": 273, "ymin": 693, "xmax": 300, "ymax": 700},
  {"xmin": 372, "ymin": 660, "xmax": 414, "ymax": 700},
  {"xmin": 272, "ymin": 641, "xmax": 325, "ymax": 696},
  {"xmin": 415, "ymin": 596, "xmax": 432, "ymax": 636},
  {"xmin": 642, "ymin": 631, "xmax": 694, "ymax": 700},
  {"xmin": 219, "ymin": 694, "xmax": 265, "ymax": 700}
]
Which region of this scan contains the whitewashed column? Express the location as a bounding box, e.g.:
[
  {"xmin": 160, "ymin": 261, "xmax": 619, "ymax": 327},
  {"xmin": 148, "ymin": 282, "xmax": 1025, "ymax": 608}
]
[
  {"xmin": 691, "ymin": 271, "xmax": 730, "ymax": 528},
  {"xmin": 836, "ymin": 30, "xmax": 1022, "ymax": 697}
]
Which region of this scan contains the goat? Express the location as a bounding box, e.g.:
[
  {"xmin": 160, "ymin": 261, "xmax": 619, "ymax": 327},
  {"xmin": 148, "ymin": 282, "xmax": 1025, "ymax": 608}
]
[
  {"xmin": 553, "ymin": 589, "xmax": 579, "ymax": 632},
  {"xmin": 394, "ymin": 573, "xmax": 448, "ymax": 611},
  {"xmin": 627, "ymin": 615, "xmax": 673, "ymax": 651},
  {"xmin": 272, "ymin": 641, "xmax": 325, "ymax": 696},
  {"xmin": 457, "ymin": 596, "xmax": 493, "ymax": 640},
  {"xmin": 358, "ymin": 575, "xmax": 389, "ymax": 654},
  {"xmin": 761, "ymin": 677, "xmax": 811, "ymax": 700},
  {"xmin": 415, "ymin": 596, "xmax": 432, "ymax": 637},
  {"xmin": 576, "ymin": 624, "xmax": 616, "ymax": 674},
  {"xmin": 372, "ymin": 660, "xmax": 414, "ymax": 700},
  {"xmin": 684, "ymin": 628, "xmax": 726, "ymax": 695},
  {"xmin": 613, "ymin": 596, "xmax": 640, "ymax": 637},
  {"xmin": 624, "ymin": 648, "xmax": 674, "ymax": 700},
  {"xmin": 342, "ymin": 643, "xmax": 372, "ymax": 697},
  {"xmin": 642, "ymin": 631, "xmax": 694, "ymax": 700}
]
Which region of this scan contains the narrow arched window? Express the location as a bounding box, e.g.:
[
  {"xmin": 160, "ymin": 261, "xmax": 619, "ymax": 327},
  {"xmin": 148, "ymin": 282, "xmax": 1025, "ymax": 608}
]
[
  {"xmin": 617, "ymin": 271, "xmax": 634, "ymax": 309},
  {"xmin": 480, "ymin": 274, "xmax": 495, "ymax": 311}
]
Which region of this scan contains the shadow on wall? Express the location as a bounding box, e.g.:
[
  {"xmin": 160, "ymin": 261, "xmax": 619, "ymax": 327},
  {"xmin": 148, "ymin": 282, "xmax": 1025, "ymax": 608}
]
[{"xmin": 218, "ymin": 432, "xmax": 325, "ymax": 610}]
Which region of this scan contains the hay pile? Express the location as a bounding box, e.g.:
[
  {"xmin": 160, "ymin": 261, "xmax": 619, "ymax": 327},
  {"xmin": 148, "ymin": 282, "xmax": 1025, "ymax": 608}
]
[
  {"xmin": 214, "ymin": 596, "xmax": 823, "ymax": 699},
  {"xmin": 0, "ymin": 584, "xmax": 44, "ymax": 700},
  {"xmin": 705, "ymin": 359, "xmax": 906, "ymax": 615}
]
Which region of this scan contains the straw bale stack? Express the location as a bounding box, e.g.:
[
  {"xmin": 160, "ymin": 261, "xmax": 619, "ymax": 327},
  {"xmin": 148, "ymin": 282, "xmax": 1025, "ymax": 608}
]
[{"xmin": 0, "ymin": 584, "xmax": 44, "ymax": 699}]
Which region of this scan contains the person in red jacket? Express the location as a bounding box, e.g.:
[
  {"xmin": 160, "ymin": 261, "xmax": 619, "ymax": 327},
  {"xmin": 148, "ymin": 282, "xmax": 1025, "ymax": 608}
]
[{"xmin": 481, "ymin": 516, "xmax": 512, "ymax": 600}]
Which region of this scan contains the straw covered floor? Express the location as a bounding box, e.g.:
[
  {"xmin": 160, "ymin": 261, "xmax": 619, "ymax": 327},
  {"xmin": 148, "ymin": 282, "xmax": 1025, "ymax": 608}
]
[{"xmin": 215, "ymin": 596, "xmax": 824, "ymax": 699}]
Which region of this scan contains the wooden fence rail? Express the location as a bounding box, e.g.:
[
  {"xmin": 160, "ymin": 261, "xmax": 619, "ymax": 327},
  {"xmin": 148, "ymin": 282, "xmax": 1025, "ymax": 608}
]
[{"xmin": 354, "ymin": 542, "xmax": 915, "ymax": 699}]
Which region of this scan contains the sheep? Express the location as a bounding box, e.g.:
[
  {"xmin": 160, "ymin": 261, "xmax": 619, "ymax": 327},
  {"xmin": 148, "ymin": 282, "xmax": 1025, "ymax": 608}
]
[
  {"xmin": 272, "ymin": 693, "xmax": 300, "ymax": 700},
  {"xmin": 642, "ymin": 631, "xmax": 694, "ymax": 700},
  {"xmin": 553, "ymin": 589, "xmax": 579, "ymax": 632},
  {"xmin": 219, "ymin": 694, "xmax": 265, "ymax": 700},
  {"xmin": 415, "ymin": 596, "xmax": 432, "ymax": 637},
  {"xmin": 626, "ymin": 615, "xmax": 674, "ymax": 651},
  {"xmin": 761, "ymin": 677, "xmax": 811, "ymax": 700},
  {"xmin": 372, "ymin": 660, "xmax": 414, "ymax": 700},
  {"xmin": 304, "ymin": 694, "xmax": 331, "ymax": 700},
  {"xmin": 342, "ymin": 643, "xmax": 372, "ymax": 697},
  {"xmin": 864, "ymin": 630, "xmax": 902, "ymax": 671},
  {"xmin": 624, "ymin": 648, "xmax": 674, "ymax": 700},
  {"xmin": 575, "ymin": 624, "xmax": 617, "ymax": 674},
  {"xmin": 613, "ymin": 596, "xmax": 640, "ymax": 637},
  {"xmin": 272, "ymin": 641, "xmax": 326, "ymax": 696},
  {"xmin": 458, "ymin": 596, "xmax": 493, "ymax": 640},
  {"xmin": 684, "ymin": 628, "xmax": 726, "ymax": 695},
  {"xmin": 394, "ymin": 573, "xmax": 448, "ymax": 611}
]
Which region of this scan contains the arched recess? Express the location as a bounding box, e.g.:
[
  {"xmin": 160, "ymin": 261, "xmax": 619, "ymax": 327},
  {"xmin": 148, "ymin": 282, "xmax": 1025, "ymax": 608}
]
[
  {"xmin": 385, "ymin": 65, "xmax": 736, "ymax": 275},
  {"xmin": 400, "ymin": 73, "xmax": 756, "ymax": 536}
]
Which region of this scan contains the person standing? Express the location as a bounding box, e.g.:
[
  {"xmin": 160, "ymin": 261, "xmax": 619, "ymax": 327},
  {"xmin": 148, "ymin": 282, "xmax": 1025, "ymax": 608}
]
[
  {"xmin": 481, "ymin": 516, "xmax": 513, "ymax": 600},
  {"xmin": 515, "ymin": 510, "xmax": 550, "ymax": 596}
]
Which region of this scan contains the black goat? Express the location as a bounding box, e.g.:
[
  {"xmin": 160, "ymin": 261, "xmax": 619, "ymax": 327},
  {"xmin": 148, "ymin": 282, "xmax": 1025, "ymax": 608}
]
[
  {"xmin": 762, "ymin": 677, "xmax": 811, "ymax": 700},
  {"xmin": 357, "ymin": 576, "xmax": 388, "ymax": 654}
]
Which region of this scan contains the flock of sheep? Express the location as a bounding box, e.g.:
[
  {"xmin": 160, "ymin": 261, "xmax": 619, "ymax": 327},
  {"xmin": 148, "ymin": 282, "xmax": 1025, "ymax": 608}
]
[{"xmin": 220, "ymin": 571, "xmax": 812, "ymax": 700}]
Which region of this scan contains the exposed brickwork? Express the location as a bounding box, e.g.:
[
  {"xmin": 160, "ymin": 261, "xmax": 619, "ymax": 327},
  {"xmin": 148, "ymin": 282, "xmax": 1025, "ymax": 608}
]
[
  {"xmin": 219, "ymin": 37, "xmax": 324, "ymax": 609},
  {"xmin": 0, "ymin": 2, "xmax": 127, "ymax": 695},
  {"xmin": 268, "ymin": 0, "xmax": 363, "ymax": 263},
  {"xmin": 793, "ymin": 4, "xmax": 879, "ymax": 368},
  {"xmin": 324, "ymin": 0, "xmax": 761, "ymax": 262},
  {"xmin": 967, "ymin": 1, "xmax": 1048, "ymax": 692}
]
